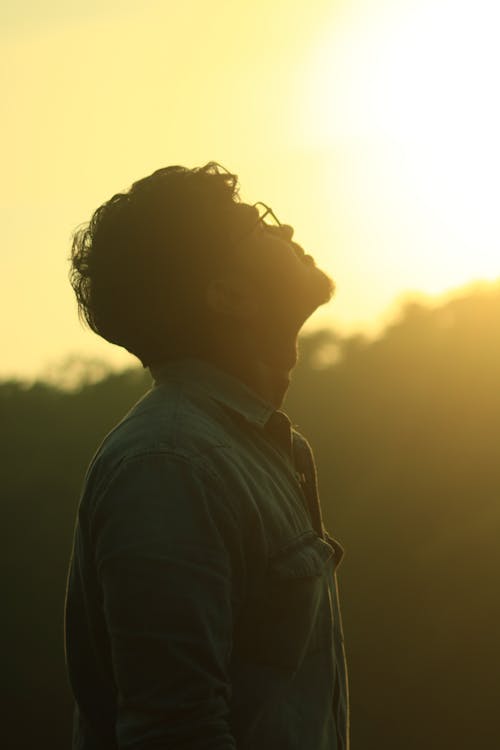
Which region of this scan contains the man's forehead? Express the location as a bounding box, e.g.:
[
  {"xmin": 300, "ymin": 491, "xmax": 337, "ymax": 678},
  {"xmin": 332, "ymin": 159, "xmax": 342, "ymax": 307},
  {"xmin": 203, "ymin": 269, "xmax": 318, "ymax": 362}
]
[
  {"xmin": 226, "ymin": 200, "xmax": 296, "ymax": 253},
  {"xmin": 234, "ymin": 201, "xmax": 281, "ymax": 234},
  {"xmin": 227, "ymin": 202, "xmax": 268, "ymax": 243}
]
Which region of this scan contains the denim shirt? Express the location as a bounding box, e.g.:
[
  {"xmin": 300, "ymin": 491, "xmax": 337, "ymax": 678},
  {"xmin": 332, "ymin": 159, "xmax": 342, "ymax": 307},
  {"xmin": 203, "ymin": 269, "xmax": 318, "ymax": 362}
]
[{"xmin": 64, "ymin": 358, "xmax": 350, "ymax": 749}]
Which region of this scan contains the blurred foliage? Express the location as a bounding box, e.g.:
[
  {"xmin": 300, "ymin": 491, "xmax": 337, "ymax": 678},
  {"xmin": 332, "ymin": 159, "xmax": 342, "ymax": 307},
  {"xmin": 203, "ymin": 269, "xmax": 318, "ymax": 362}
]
[{"xmin": 3, "ymin": 285, "xmax": 500, "ymax": 749}]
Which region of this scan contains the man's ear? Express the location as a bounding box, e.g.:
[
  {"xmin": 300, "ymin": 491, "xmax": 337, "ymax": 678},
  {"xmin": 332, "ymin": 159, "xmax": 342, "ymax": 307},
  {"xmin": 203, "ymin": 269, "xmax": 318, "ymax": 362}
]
[{"xmin": 205, "ymin": 275, "xmax": 258, "ymax": 319}]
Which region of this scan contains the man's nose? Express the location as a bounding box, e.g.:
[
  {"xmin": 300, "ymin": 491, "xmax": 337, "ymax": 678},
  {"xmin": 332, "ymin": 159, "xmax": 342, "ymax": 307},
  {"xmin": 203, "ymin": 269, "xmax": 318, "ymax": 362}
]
[{"xmin": 279, "ymin": 224, "xmax": 294, "ymax": 242}]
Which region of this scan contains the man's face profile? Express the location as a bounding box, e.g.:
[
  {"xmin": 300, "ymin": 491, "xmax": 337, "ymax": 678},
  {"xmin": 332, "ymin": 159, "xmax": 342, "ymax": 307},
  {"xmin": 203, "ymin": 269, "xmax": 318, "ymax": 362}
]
[
  {"xmin": 69, "ymin": 161, "xmax": 335, "ymax": 370},
  {"xmin": 223, "ymin": 201, "xmax": 335, "ymax": 329}
]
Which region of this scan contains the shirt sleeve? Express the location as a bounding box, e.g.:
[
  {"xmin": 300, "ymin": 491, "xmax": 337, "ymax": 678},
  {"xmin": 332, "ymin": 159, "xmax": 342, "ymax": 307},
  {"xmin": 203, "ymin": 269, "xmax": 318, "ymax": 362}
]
[{"xmin": 91, "ymin": 451, "xmax": 239, "ymax": 750}]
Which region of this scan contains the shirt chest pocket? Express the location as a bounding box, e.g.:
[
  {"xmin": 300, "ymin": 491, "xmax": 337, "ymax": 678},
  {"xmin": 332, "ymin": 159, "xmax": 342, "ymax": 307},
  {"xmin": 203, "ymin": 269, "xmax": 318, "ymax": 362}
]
[{"xmin": 233, "ymin": 533, "xmax": 335, "ymax": 671}]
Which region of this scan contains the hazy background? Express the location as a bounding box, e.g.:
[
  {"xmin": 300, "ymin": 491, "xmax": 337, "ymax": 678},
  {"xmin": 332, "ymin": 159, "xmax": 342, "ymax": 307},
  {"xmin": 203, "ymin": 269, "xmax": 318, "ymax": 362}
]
[
  {"xmin": 5, "ymin": 290, "xmax": 500, "ymax": 748},
  {"xmin": 4, "ymin": 0, "xmax": 500, "ymax": 379},
  {"xmin": 3, "ymin": 0, "xmax": 500, "ymax": 748}
]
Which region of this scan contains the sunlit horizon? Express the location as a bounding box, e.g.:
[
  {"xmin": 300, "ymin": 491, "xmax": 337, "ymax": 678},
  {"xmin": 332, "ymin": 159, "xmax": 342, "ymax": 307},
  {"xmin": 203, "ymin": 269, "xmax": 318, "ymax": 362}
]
[{"xmin": 3, "ymin": 0, "xmax": 500, "ymax": 380}]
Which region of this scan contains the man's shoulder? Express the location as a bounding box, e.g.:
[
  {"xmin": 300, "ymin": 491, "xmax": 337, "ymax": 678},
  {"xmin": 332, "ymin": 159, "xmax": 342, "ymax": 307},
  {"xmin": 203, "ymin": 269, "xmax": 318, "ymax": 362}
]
[
  {"xmin": 77, "ymin": 380, "xmax": 240, "ymax": 511},
  {"xmin": 93, "ymin": 380, "xmax": 234, "ymax": 471}
]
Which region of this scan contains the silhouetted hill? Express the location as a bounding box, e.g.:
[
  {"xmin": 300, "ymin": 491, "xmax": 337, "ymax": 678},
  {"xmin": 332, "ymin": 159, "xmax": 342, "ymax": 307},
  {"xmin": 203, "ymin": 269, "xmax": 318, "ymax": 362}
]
[{"xmin": 3, "ymin": 283, "xmax": 500, "ymax": 749}]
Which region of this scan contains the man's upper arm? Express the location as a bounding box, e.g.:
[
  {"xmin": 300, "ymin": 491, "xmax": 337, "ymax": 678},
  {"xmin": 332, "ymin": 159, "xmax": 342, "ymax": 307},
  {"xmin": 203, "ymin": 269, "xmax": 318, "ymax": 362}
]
[{"xmin": 91, "ymin": 451, "xmax": 239, "ymax": 750}]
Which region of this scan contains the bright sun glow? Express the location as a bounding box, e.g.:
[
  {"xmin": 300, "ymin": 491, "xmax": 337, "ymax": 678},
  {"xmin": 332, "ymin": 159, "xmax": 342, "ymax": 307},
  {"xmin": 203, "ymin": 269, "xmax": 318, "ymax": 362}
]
[
  {"xmin": 5, "ymin": 0, "xmax": 500, "ymax": 378},
  {"xmin": 300, "ymin": 0, "xmax": 500, "ymax": 294}
]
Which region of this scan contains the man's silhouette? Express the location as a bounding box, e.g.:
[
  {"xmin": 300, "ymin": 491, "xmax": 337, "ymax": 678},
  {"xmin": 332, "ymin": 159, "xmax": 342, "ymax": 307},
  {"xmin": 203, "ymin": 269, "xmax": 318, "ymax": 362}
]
[{"xmin": 64, "ymin": 162, "xmax": 349, "ymax": 749}]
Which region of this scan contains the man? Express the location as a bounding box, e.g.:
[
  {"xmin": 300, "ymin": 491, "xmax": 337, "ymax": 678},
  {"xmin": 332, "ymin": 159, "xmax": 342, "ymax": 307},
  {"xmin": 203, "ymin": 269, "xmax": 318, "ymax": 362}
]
[{"xmin": 64, "ymin": 162, "xmax": 349, "ymax": 749}]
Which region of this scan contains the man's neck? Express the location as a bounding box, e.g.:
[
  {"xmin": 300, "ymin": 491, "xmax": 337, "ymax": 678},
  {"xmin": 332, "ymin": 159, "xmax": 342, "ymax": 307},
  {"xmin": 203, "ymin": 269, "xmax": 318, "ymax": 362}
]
[
  {"xmin": 239, "ymin": 360, "xmax": 291, "ymax": 410},
  {"xmin": 202, "ymin": 323, "xmax": 300, "ymax": 409},
  {"xmin": 205, "ymin": 345, "xmax": 297, "ymax": 410}
]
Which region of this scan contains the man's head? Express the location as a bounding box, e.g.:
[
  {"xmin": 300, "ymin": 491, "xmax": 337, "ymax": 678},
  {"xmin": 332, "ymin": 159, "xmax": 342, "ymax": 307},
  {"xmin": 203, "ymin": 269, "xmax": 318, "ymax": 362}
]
[{"xmin": 70, "ymin": 162, "xmax": 335, "ymax": 369}]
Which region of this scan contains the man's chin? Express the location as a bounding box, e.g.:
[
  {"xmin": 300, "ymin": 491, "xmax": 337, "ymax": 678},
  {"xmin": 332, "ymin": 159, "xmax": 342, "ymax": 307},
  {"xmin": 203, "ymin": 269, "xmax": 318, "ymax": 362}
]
[
  {"xmin": 255, "ymin": 267, "xmax": 335, "ymax": 369},
  {"xmin": 302, "ymin": 265, "xmax": 336, "ymax": 311},
  {"xmin": 274, "ymin": 270, "xmax": 335, "ymax": 333},
  {"xmin": 259, "ymin": 262, "xmax": 335, "ymax": 332}
]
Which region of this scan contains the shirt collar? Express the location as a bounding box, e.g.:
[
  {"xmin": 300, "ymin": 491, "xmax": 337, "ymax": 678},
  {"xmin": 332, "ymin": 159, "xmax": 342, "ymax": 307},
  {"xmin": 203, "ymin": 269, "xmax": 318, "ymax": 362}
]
[{"xmin": 149, "ymin": 357, "xmax": 276, "ymax": 428}]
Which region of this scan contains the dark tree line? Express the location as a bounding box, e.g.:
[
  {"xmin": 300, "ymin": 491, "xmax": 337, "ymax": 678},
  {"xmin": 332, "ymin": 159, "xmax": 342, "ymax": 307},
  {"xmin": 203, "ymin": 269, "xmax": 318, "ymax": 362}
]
[{"xmin": 3, "ymin": 284, "xmax": 500, "ymax": 749}]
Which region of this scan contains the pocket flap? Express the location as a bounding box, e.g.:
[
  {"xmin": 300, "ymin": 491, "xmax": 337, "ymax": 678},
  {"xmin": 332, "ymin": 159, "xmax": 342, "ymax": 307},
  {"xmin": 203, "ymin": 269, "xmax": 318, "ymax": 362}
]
[{"xmin": 270, "ymin": 534, "xmax": 335, "ymax": 579}]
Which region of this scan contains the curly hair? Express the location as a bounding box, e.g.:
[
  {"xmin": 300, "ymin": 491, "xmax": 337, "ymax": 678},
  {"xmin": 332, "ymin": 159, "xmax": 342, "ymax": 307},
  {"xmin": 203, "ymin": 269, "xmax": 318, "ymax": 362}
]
[{"xmin": 69, "ymin": 162, "xmax": 241, "ymax": 366}]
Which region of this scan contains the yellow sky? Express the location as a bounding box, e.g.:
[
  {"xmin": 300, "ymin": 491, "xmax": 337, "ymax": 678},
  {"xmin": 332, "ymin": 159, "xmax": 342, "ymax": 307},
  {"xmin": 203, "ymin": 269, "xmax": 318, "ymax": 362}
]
[{"xmin": 3, "ymin": 0, "xmax": 500, "ymax": 379}]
